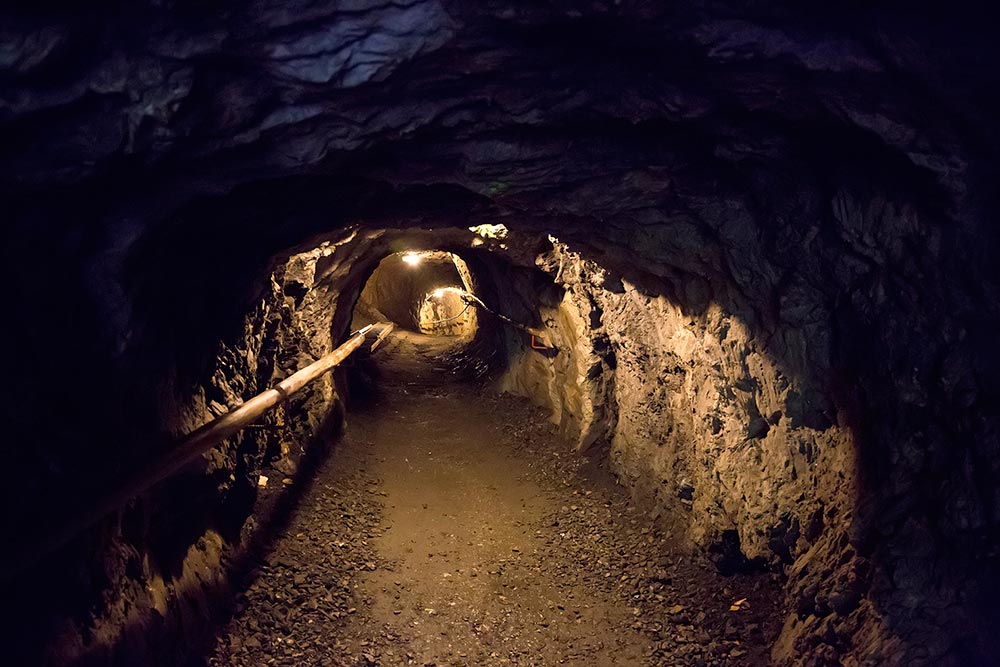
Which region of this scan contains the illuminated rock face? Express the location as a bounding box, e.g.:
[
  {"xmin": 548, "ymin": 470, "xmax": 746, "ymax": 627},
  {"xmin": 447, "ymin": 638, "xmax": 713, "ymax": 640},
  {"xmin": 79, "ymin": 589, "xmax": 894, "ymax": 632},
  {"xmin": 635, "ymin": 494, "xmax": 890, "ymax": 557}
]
[
  {"xmin": 497, "ymin": 242, "xmax": 866, "ymax": 663},
  {"xmin": 353, "ymin": 251, "xmax": 478, "ymax": 337},
  {"xmin": 2, "ymin": 2, "xmax": 1000, "ymax": 666}
]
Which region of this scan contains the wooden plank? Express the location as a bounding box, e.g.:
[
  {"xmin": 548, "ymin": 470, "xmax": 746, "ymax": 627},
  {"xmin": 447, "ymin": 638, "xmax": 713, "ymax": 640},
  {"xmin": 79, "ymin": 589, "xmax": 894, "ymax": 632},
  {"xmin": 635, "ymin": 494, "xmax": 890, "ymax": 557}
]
[{"xmin": 370, "ymin": 322, "xmax": 395, "ymax": 351}]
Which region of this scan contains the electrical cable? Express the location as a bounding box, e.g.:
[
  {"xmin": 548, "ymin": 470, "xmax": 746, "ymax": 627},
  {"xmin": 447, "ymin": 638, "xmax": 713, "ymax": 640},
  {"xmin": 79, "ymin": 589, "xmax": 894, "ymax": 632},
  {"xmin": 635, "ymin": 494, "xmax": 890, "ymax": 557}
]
[
  {"xmin": 425, "ymin": 288, "xmax": 553, "ymax": 349},
  {"xmin": 421, "ymin": 299, "xmax": 473, "ymax": 325}
]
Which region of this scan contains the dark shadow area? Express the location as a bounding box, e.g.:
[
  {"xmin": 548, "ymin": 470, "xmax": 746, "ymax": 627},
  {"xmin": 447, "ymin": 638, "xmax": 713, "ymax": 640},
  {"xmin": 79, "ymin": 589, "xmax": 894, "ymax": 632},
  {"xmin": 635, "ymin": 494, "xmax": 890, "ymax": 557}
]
[{"xmin": 178, "ymin": 395, "xmax": 349, "ymax": 667}]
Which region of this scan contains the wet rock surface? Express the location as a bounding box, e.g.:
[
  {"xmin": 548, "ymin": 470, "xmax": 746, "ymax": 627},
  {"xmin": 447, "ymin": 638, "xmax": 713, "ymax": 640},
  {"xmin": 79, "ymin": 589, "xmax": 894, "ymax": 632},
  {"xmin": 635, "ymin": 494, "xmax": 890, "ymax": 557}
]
[{"xmin": 207, "ymin": 332, "xmax": 781, "ymax": 666}]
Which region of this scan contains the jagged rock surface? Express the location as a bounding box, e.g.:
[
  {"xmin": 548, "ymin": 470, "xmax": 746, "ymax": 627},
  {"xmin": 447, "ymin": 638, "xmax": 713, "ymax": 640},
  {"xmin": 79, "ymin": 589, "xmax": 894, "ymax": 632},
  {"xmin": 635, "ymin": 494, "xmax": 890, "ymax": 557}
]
[{"xmin": 2, "ymin": 2, "xmax": 1000, "ymax": 666}]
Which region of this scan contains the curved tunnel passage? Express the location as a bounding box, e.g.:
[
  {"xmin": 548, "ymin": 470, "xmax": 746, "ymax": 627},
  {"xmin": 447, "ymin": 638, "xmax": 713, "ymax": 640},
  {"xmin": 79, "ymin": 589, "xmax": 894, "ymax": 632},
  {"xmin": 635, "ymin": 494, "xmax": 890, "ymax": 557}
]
[
  {"xmin": 353, "ymin": 250, "xmax": 479, "ymax": 338},
  {"xmin": 2, "ymin": 3, "xmax": 1000, "ymax": 667}
]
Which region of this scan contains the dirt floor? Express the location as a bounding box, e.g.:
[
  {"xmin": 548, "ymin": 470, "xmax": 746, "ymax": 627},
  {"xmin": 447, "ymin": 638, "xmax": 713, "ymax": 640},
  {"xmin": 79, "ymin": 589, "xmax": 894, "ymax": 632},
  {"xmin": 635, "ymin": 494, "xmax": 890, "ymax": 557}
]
[{"xmin": 205, "ymin": 332, "xmax": 783, "ymax": 666}]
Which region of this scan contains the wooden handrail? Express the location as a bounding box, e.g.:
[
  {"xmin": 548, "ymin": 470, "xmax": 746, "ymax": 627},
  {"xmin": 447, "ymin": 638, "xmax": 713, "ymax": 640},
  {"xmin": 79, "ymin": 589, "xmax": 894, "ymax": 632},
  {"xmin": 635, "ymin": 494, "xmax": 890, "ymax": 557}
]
[
  {"xmin": 370, "ymin": 322, "xmax": 395, "ymax": 351},
  {"xmin": 3, "ymin": 324, "xmax": 385, "ymax": 579}
]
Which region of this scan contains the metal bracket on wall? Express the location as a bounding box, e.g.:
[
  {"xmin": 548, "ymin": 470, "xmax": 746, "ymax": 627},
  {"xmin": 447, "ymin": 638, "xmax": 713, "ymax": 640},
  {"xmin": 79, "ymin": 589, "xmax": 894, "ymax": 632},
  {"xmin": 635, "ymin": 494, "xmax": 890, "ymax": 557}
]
[{"xmin": 531, "ymin": 335, "xmax": 550, "ymax": 350}]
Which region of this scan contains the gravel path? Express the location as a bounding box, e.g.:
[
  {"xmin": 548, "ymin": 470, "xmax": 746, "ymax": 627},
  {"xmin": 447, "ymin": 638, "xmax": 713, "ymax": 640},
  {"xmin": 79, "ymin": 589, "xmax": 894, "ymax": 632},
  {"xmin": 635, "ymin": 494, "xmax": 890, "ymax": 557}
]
[{"xmin": 206, "ymin": 332, "xmax": 781, "ymax": 666}]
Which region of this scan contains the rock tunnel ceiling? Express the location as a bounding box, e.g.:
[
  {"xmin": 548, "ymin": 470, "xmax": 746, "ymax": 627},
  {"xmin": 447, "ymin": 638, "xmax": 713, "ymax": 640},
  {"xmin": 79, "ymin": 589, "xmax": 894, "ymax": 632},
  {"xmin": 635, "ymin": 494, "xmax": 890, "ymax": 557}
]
[{"xmin": 2, "ymin": 2, "xmax": 1000, "ymax": 666}]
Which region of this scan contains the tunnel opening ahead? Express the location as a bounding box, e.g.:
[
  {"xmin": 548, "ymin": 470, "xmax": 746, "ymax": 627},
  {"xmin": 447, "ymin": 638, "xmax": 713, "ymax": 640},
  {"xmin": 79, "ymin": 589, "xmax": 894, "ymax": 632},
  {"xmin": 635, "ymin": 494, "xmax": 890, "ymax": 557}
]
[{"xmin": 352, "ymin": 250, "xmax": 479, "ymax": 340}]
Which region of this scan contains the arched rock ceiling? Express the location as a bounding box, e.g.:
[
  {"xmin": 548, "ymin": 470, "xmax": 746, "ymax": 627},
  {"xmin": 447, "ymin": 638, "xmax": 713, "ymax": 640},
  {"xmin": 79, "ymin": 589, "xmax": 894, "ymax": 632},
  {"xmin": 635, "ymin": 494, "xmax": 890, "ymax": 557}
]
[
  {"xmin": 3, "ymin": 1, "xmax": 998, "ymax": 226},
  {"xmin": 4, "ymin": 1, "xmax": 1000, "ymax": 399}
]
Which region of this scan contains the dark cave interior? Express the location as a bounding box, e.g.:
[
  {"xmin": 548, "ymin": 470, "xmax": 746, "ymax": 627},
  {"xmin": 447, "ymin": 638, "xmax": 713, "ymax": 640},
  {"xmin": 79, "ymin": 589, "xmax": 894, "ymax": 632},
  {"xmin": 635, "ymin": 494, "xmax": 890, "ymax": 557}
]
[{"xmin": 2, "ymin": 2, "xmax": 1000, "ymax": 666}]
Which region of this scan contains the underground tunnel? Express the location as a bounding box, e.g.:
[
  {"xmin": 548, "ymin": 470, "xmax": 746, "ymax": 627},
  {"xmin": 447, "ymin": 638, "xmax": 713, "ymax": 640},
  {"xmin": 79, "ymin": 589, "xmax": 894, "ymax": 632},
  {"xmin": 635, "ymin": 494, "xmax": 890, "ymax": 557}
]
[
  {"xmin": 2, "ymin": 2, "xmax": 1000, "ymax": 667},
  {"xmin": 353, "ymin": 251, "xmax": 480, "ymax": 339}
]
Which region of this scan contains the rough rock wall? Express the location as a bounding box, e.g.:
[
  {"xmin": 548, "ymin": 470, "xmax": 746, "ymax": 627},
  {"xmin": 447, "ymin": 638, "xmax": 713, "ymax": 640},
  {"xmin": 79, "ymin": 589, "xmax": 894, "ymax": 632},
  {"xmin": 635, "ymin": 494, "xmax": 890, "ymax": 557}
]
[
  {"xmin": 418, "ymin": 289, "xmax": 475, "ymax": 337},
  {"xmin": 2, "ymin": 239, "xmax": 356, "ymax": 667},
  {"xmin": 498, "ymin": 221, "xmax": 996, "ymax": 666},
  {"xmin": 497, "ymin": 266, "xmax": 615, "ymax": 451}
]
